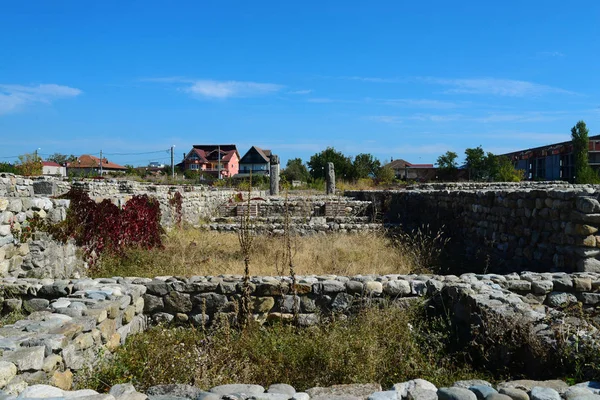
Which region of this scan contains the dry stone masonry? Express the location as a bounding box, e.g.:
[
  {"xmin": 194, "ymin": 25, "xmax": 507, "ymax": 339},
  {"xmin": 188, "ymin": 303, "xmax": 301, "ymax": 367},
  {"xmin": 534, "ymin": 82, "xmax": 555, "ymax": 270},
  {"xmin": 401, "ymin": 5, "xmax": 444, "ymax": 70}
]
[
  {"xmin": 2, "ymin": 378, "xmax": 600, "ymax": 400},
  {"xmin": 0, "ymin": 277, "xmax": 146, "ymax": 393},
  {"xmin": 2, "ymin": 271, "xmax": 599, "ymax": 395},
  {"xmin": 347, "ymin": 182, "xmax": 600, "ymax": 273}
]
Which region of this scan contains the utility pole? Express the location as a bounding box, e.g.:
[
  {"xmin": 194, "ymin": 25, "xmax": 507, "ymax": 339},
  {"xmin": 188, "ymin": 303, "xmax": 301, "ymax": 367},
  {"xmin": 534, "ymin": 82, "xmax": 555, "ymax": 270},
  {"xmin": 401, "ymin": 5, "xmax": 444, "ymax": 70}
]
[
  {"xmin": 99, "ymin": 150, "xmax": 103, "ymax": 176},
  {"xmin": 171, "ymin": 145, "xmax": 175, "ymax": 179},
  {"xmin": 218, "ymin": 144, "xmax": 221, "ymax": 179}
]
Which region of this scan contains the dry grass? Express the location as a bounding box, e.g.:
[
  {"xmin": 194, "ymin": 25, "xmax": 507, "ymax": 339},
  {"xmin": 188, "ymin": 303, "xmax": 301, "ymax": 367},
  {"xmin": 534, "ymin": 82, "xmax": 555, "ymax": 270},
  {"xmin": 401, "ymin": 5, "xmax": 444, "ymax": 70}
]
[{"xmin": 93, "ymin": 228, "xmax": 415, "ymax": 278}]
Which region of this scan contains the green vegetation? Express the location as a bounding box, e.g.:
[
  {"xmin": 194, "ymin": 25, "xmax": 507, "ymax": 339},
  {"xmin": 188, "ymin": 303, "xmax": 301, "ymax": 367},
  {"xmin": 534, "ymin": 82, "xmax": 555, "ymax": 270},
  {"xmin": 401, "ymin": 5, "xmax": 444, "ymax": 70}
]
[
  {"xmin": 282, "ymin": 158, "xmax": 310, "ymax": 182},
  {"xmin": 74, "ymin": 304, "xmax": 478, "ymax": 392},
  {"xmin": 572, "ymin": 120, "xmax": 600, "ymax": 184},
  {"xmin": 15, "ymin": 152, "xmax": 43, "ymax": 176}
]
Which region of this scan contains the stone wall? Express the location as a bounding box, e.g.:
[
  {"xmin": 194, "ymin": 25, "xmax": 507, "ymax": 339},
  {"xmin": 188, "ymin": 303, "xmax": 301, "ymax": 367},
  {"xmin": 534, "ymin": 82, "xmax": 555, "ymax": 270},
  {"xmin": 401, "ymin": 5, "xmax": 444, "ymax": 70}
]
[
  {"xmin": 347, "ymin": 183, "xmax": 600, "ymax": 273},
  {"xmin": 0, "ymin": 174, "xmax": 268, "ymax": 278},
  {"xmin": 138, "ymin": 271, "xmax": 600, "ymax": 328},
  {"xmin": 0, "ymin": 277, "xmax": 147, "ymax": 392},
  {"xmin": 1, "ymin": 271, "xmax": 599, "ymax": 393},
  {"xmin": 0, "ymin": 197, "xmax": 84, "ymax": 279}
]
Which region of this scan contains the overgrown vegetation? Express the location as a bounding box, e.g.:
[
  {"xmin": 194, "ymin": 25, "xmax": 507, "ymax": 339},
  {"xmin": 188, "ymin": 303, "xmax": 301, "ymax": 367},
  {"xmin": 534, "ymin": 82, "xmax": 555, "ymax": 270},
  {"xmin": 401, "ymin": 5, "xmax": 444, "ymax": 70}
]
[
  {"xmin": 29, "ymin": 189, "xmax": 164, "ymax": 266},
  {"xmin": 92, "ymin": 229, "xmax": 431, "ymax": 277},
  {"xmin": 74, "ymin": 304, "xmax": 479, "ymax": 392}
]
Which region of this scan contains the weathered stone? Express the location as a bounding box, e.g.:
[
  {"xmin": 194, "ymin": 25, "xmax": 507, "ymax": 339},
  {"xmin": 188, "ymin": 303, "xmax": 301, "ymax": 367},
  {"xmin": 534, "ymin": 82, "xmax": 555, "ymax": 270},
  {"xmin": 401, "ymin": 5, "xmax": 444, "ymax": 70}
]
[
  {"xmin": 307, "ymin": 383, "xmax": 382, "ymax": 399},
  {"xmin": 0, "ymin": 361, "xmax": 17, "ymax": 388},
  {"xmin": 267, "ymin": 383, "xmax": 296, "ymax": 395},
  {"xmin": 437, "ymin": 387, "xmax": 477, "ymax": 400},
  {"xmin": 531, "ymin": 280, "xmax": 553, "ymax": 295},
  {"xmin": 210, "ymin": 384, "xmax": 265, "ymax": 396},
  {"xmin": 546, "ymin": 292, "xmax": 578, "ymax": 307},
  {"xmin": 364, "ymin": 281, "xmax": 383, "ymax": 295},
  {"xmin": 146, "ymin": 384, "xmax": 205, "ymax": 399},
  {"xmin": 50, "ymin": 369, "xmax": 73, "ymax": 390},
  {"xmin": 467, "ymin": 385, "xmax": 497, "ymax": 400},
  {"xmin": 498, "ymin": 387, "xmax": 529, "ymax": 400},
  {"xmin": 164, "ymin": 291, "xmax": 192, "ymax": 314},
  {"xmin": 252, "ymin": 297, "xmax": 275, "ymax": 314},
  {"xmin": 530, "ymin": 386, "xmax": 560, "ymax": 400},
  {"xmin": 20, "ymin": 383, "xmax": 64, "ymax": 398},
  {"xmin": 326, "ymin": 162, "xmax": 335, "ymax": 195},
  {"xmin": 2, "ymin": 346, "xmax": 45, "ymax": 372},
  {"xmin": 193, "ymin": 293, "xmax": 228, "ymax": 312},
  {"xmin": 42, "ymin": 354, "xmax": 63, "ymax": 373},
  {"xmin": 367, "ymin": 391, "xmax": 398, "ymax": 400}
]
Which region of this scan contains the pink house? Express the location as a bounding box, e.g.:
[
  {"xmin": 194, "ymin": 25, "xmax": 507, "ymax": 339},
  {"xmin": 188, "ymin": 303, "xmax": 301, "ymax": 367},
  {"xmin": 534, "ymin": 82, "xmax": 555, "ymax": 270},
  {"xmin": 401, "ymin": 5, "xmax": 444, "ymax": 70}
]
[{"xmin": 183, "ymin": 145, "xmax": 239, "ymax": 178}]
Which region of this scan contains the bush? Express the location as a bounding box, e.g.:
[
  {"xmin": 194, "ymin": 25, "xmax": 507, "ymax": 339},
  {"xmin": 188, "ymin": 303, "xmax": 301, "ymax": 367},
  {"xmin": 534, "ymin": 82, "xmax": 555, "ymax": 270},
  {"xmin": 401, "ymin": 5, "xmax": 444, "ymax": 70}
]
[
  {"xmin": 74, "ymin": 304, "xmax": 477, "ymax": 392},
  {"xmin": 48, "ymin": 189, "xmax": 163, "ymax": 264}
]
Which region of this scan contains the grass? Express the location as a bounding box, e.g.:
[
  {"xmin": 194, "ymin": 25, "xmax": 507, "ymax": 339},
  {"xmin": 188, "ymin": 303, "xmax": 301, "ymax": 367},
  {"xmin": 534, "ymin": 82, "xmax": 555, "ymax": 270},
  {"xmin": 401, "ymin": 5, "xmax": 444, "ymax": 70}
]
[
  {"xmin": 91, "ymin": 228, "xmax": 421, "ymax": 278},
  {"xmin": 74, "ymin": 303, "xmax": 480, "ymax": 392},
  {"xmin": 0, "ymin": 310, "xmax": 26, "ymax": 328}
]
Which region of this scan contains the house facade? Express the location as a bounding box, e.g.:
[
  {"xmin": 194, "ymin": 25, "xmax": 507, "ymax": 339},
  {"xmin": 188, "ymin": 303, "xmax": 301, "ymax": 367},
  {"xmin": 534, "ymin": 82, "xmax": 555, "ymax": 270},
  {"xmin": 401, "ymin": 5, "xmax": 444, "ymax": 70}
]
[
  {"xmin": 500, "ymin": 135, "xmax": 600, "ymax": 181},
  {"xmin": 386, "ymin": 159, "xmax": 436, "ymax": 181},
  {"xmin": 67, "ymin": 155, "xmax": 127, "ymax": 176},
  {"xmin": 42, "ymin": 161, "xmax": 66, "ymax": 177},
  {"xmin": 183, "ymin": 145, "xmax": 239, "ymax": 178},
  {"xmin": 238, "ymin": 146, "xmax": 272, "ymax": 176}
]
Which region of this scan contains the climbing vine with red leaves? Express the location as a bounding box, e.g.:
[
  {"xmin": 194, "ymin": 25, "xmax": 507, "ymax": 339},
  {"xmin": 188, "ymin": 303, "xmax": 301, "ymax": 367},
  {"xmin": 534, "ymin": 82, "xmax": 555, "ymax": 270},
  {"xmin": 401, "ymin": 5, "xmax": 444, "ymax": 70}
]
[
  {"xmin": 50, "ymin": 189, "xmax": 164, "ymax": 264},
  {"xmin": 168, "ymin": 191, "xmax": 183, "ymax": 226}
]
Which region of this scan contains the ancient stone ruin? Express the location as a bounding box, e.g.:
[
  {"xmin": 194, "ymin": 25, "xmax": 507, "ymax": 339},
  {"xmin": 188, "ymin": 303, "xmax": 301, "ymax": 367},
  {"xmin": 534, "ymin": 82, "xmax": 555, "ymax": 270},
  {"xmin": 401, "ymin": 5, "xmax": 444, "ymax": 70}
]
[{"xmin": 2, "ymin": 174, "xmax": 600, "ymax": 399}]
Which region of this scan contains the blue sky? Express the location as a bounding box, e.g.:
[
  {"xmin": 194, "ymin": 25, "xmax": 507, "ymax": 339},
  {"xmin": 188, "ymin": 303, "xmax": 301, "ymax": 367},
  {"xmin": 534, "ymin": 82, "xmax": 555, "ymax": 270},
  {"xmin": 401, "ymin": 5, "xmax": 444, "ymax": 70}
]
[{"xmin": 1, "ymin": 1, "xmax": 599, "ymax": 167}]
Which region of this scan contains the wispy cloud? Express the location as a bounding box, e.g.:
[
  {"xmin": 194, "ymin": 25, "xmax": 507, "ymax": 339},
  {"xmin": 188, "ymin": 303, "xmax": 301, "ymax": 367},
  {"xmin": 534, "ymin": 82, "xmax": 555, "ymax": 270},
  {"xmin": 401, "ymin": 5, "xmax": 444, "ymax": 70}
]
[
  {"xmin": 289, "ymin": 89, "xmax": 312, "ymax": 95},
  {"xmin": 307, "ymin": 97, "xmax": 337, "ymax": 103},
  {"xmin": 474, "ymin": 111, "xmax": 565, "ymax": 123},
  {"xmin": 369, "ymin": 113, "xmax": 464, "ymax": 124},
  {"xmin": 340, "ymin": 76, "xmax": 405, "ymax": 83},
  {"xmin": 146, "ymin": 77, "xmax": 284, "ymax": 99},
  {"xmin": 185, "ymin": 80, "xmax": 283, "ymax": 99},
  {"xmin": 0, "ymin": 83, "xmax": 82, "ymax": 115},
  {"xmin": 378, "ymin": 98, "xmax": 463, "ymax": 109},
  {"xmin": 421, "ymin": 77, "xmax": 575, "ymax": 97},
  {"xmin": 537, "ymin": 51, "xmax": 565, "ymax": 58}
]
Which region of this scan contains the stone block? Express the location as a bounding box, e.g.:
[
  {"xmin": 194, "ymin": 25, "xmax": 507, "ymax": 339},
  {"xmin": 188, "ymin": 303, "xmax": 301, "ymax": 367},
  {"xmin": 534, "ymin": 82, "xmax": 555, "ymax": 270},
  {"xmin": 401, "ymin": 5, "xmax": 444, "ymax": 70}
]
[{"xmin": 2, "ymin": 346, "xmax": 45, "ymax": 372}]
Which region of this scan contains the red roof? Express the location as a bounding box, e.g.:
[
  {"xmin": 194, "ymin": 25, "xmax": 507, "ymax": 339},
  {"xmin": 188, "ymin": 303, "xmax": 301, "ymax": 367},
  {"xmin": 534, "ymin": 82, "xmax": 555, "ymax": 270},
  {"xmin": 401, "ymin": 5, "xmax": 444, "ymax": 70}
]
[
  {"xmin": 387, "ymin": 159, "xmax": 434, "ymax": 169},
  {"xmin": 68, "ymin": 155, "xmax": 127, "ymax": 170},
  {"xmin": 42, "ymin": 161, "xmax": 62, "ymax": 167}
]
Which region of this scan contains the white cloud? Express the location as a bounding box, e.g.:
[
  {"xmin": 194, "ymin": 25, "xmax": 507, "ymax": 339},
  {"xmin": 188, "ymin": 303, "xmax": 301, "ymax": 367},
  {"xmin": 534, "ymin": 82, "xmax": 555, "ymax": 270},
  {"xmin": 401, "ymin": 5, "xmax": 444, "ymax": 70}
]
[
  {"xmin": 289, "ymin": 89, "xmax": 312, "ymax": 95},
  {"xmin": 0, "ymin": 83, "xmax": 82, "ymax": 115},
  {"xmin": 185, "ymin": 80, "xmax": 283, "ymax": 99},
  {"xmin": 421, "ymin": 77, "xmax": 575, "ymax": 97},
  {"xmin": 379, "ymin": 98, "xmax": 462, "ymax": 109},
  {"xmin": 307, "ymin": 97, "xmax": 336, "ymax": 103},
  {"xmin": 537, "ymin": 51, "xmax": 565, "ymax": 58}
]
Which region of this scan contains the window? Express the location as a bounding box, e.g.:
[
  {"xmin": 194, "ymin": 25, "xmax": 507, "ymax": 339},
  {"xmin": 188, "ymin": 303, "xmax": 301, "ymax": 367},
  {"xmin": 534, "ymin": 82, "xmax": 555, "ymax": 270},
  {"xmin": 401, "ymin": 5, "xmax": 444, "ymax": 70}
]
[
  {"xmin": 534, "ymin": 158, "xmax": 545, "ymax": 179},
  {"xmin": 189, "ymin": 164, "xmax": 199, "ymax": 170}
]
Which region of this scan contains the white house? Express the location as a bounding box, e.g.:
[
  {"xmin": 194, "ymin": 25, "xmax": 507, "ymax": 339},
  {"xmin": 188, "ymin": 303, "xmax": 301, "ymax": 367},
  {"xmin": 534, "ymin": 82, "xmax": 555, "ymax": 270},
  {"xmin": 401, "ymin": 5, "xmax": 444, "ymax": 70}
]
[{"xmin": 42, "ymin": 161, "xmax": 66, "ymax": 177}]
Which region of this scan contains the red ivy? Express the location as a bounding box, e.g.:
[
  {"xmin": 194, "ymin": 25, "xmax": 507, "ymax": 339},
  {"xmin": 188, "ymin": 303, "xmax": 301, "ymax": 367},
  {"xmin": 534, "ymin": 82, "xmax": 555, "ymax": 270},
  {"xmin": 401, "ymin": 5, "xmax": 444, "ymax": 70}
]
[{"xmin": 56, "ymin": 189, "xmax": 164, "ymax": 264}]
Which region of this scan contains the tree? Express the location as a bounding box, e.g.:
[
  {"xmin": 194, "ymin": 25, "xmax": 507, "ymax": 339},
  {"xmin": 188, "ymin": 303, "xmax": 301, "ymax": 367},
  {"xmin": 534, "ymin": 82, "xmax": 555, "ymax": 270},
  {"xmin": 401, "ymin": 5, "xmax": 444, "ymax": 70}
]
[
  {"xmin": 282, "ymin": 158, "xmax": 310, "ymax": 182},
  {"xmin": 375, "ymin": 165, "xmax": 395, "ymax": 185},
  {"xmin": 495, "ymin": 156, "xmax": 524, "ymax": 182},
  {"xmin": 436, "ymin": 151, "xmax": 459, "ymax": 181},
  {"xmin": 47, "ymin": 153, "xmax": 77, "ymax": 166},
  {"xmin": 353, "ymin": 153, "xmax": 381, "ymax": 179},
  {"xmin": 465, "ymin": 146, "xmax": 499, "ymax": 181},
  {"xmin": 16, "ymin": 153, "xmax": 42, "ymax": 176},
  {"xmin": 307, "ymin": 147, "xmax": 354, "ymax": 181},
  {"xmin": 436, "ymin": 151, "xmax": 458, "ymax": 171},
  {"xmin": 465, "ymin": 146, "xmax": 485, "ymax": 180},
  {"xmin": 0, "ymin": 163, "xmax": 17, "ymax": 174},
  {"xmin": 572, "ymin": 120, "xmax": 600, "ymax": 184}
]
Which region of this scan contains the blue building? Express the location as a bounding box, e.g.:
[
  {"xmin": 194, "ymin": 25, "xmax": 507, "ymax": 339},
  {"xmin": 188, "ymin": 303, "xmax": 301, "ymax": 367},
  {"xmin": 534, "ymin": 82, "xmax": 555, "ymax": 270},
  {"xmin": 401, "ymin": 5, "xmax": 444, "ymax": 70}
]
[{"xmin": 500, "ymin": 135, "xmax": 600, "ymax": 182}]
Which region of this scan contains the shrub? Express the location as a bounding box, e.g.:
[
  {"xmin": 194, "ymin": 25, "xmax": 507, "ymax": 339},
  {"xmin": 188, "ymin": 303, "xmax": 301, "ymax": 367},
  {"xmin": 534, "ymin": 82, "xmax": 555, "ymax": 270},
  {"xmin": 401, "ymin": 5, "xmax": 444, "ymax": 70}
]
[
  {"xmin": 74, "ymin": 304, "xmax": 477, "ymax": 392},
  {"xmin": 49, "ymin": 189, "xmax": 163, "ymax": 264}
]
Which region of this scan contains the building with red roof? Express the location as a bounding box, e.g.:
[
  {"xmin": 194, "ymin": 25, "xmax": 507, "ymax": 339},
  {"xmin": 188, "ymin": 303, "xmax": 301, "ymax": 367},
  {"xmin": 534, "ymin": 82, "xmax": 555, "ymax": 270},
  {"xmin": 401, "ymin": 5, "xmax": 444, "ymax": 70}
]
[
  {"xmin": 182, "ymin": 145, "xmax": 240, "ymax": 178},
  {"xmin": 67, "ymin": 154, "xmax": 127, "ymax": 176},
  {"xmin": 42, "ymin": 161, "xmax": 66, "ymax": 177},
  {"xmin": 386, "ymin": 158, "xmax": 436, "ymax": 181}
]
